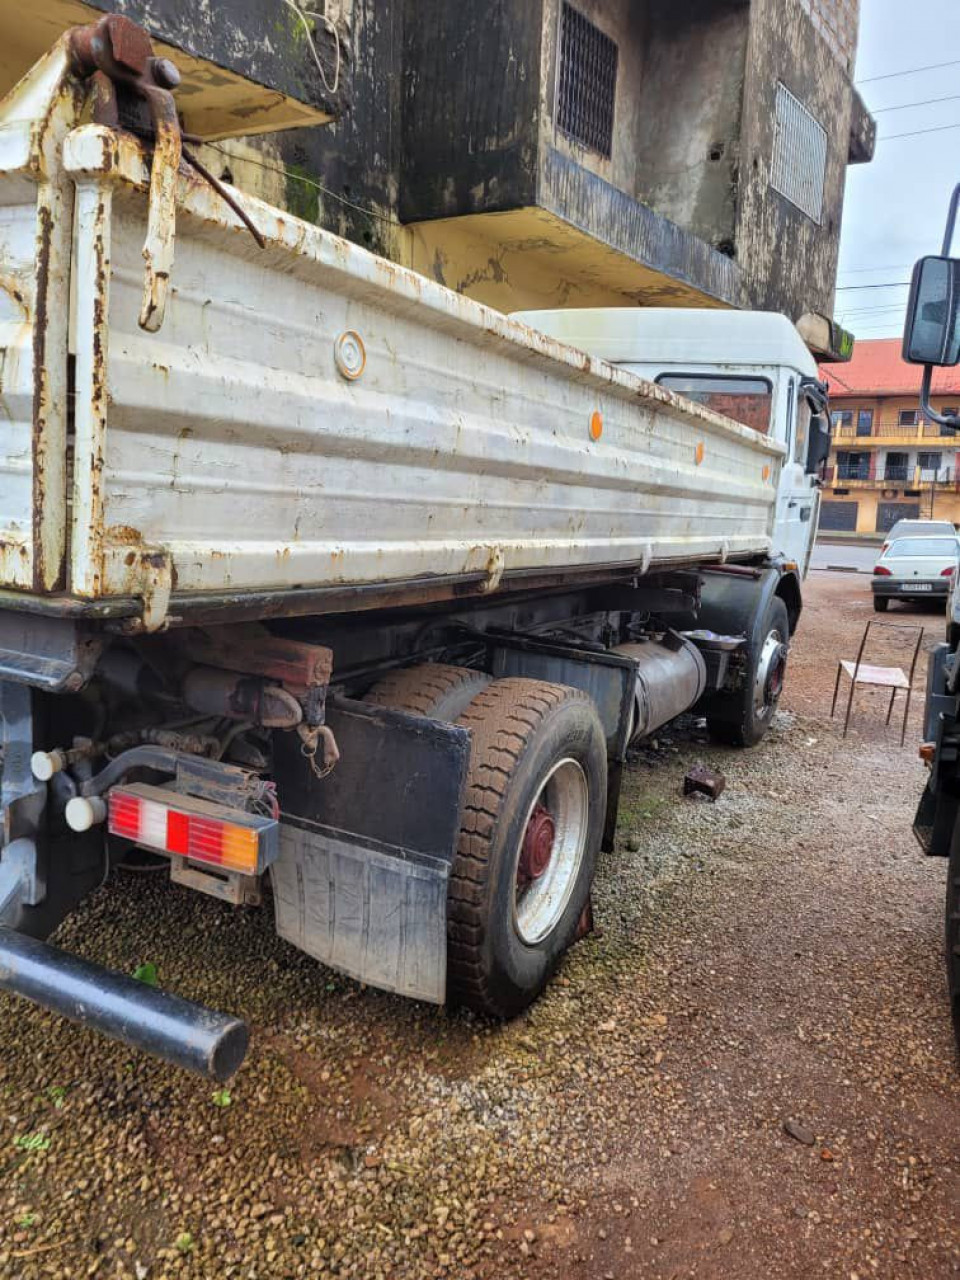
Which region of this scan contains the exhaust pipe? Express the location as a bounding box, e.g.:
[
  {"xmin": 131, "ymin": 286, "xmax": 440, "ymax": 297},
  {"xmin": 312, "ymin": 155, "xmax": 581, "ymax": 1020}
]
[{"xmin": 0, "ymin": 928, "xmax": 248, "ymax": 1081}]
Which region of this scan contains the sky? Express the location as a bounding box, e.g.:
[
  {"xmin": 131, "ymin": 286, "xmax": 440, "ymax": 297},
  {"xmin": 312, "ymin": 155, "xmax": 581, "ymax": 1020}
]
[{"xmin": 835, "ymin": 0, "xmax": 960, "ymax": 341}]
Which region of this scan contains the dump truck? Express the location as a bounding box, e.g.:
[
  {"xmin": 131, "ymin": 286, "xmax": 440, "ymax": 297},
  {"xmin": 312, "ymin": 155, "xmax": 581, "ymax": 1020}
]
[{"xmin": 0, "ymin": 16, "xmax": 832, "ymax": 1079}]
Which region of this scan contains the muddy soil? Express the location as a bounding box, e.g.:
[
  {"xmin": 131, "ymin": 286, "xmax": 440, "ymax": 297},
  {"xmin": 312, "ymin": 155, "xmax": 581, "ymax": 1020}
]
[{"xmin": 0, "ymin": 572, "xmax": 956, "ymax": 1280}]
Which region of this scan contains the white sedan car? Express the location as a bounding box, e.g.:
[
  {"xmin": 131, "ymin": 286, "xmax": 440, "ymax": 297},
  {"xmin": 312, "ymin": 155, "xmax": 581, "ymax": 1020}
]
[{"xmin": 872, "ymin": 535, "xmax": 960, "ymax": 612}]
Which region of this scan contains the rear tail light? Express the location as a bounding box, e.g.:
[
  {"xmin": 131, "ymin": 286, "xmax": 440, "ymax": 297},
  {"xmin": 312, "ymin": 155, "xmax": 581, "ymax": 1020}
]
[
  {"xmin": 942, "ymin": 566, "xmax": 956, "ymax": 577},
  {"xmin": 108, "ymin": 783, "xmax": 278, "ymax": 876},
  {"xmin": 873, "ymin": 565, "xmax": 892, "ymax": 576}
]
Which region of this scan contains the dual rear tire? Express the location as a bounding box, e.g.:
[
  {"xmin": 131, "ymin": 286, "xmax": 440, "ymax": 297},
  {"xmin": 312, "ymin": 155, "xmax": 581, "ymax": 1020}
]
[{"xmin": 365, "ymin": 664, "xmax": 607, "ymax": 1017}]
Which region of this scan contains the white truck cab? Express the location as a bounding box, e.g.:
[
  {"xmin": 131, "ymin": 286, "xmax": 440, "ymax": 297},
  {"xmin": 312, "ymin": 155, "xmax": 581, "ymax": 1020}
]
[{"xmin": 513, "ymin": 308, "xmax": 826, "ymax": 575}]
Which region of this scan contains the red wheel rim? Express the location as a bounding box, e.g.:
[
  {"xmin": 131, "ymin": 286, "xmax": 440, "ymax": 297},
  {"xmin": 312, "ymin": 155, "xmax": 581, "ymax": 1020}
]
[{"xmin": 517, "ymin": 803, "xmax": 556, "ymax": 888}]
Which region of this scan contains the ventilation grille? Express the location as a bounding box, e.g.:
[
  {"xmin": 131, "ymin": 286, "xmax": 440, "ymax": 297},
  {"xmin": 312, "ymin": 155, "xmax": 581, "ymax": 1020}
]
[
  {"xmin": 771, "ymin": 83, "xmax": 828, "ymax": 223},
  {"xmin": 556, "ymin": 4, "xmax": 618, "ymax": 158}
]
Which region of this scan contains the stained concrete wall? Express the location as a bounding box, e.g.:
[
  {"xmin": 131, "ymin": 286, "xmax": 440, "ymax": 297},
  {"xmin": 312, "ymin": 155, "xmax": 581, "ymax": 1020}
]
[
  {"xmin": 400, "ymin": 1, "xmax": 544, "ymax": 222},
  {"xmin": 629, "ymin": 0, "xmax": 750, "ymax": 255},
  {"xmin": 736, "ymin": 0, "xmax": 856, "ymax": 319},
  {"xmin": 538, "ymin": 0, "xmax": 646, "ymax": 196},
  {"xmin": 188, "ymin": 0, "xmax": 865, "ymax": 322},
  {"xmin": 274, "ymin": 0, "xmax": 403, "ymax": 258}
]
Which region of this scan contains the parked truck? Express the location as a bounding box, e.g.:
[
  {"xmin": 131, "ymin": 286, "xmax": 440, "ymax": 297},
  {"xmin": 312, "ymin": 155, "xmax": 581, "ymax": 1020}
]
[
  {"xmin": 0, "ymin": 17, "xmax": 832, "ymax": 1079},
  {"xmin": 906, "ymin": 182, "xmax": 960, "ymax": 1055}
]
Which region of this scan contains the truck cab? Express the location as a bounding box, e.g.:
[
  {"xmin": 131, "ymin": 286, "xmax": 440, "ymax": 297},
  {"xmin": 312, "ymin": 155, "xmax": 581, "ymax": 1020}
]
[{"xmin": 513, "ymin": 308, "xmax": 828, "ymax": 574}]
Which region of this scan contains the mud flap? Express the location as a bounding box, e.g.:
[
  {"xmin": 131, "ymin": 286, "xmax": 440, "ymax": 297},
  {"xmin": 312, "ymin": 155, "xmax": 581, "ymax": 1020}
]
[
  {"xmin": 270, "ymin": 698, "xmax": 471, "ymax": 1003},
  {"xmin": 272, "ymin": 823, "xmax": 450, "ymax": 1003}
]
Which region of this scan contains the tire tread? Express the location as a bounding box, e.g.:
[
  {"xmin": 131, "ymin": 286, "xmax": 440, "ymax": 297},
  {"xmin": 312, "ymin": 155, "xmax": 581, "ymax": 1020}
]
[{"xmin": 448, "ymin": 678, "xmax": 590, "ymax": 1014}]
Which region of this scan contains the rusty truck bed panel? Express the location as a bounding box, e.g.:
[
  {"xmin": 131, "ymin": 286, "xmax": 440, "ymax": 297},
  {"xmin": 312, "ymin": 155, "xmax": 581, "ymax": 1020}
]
[{"xmin": 0, "ymin": 99, "xmax": 784, "ymax": 630}]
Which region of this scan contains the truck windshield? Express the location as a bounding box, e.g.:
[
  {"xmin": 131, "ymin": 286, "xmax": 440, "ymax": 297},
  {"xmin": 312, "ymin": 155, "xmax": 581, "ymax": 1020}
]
[{"xmin": 656, "ymin": 375, "xmax": 773, "ymax": 435}]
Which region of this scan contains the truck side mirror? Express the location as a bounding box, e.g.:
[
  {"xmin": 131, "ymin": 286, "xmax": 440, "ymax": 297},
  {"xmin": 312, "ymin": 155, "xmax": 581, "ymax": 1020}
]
[
  {"xmin": 902, "ymin": 256, "xmax": 960, "ymax": 367},
  {"xmin": 806, "ymin": 412, "xmax": 830, "ymax": 476}
]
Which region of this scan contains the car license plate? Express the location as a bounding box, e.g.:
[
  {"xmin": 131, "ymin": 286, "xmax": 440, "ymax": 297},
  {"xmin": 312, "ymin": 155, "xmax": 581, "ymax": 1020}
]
[{"xmin": 902, "ymin": 583, "xmax": 933, "ymax": 592}]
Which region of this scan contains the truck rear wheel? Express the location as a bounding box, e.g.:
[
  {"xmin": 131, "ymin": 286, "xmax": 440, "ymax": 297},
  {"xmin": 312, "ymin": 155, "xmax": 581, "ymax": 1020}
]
[
  {"xmin": 707, "ymin": 595, "xmax": 790, "ymax": 747},
  {"xmin": 450, "ymin": 679, "xmax": 606, "ymax": 1017},
  {"xmin": 364, "ymin": 662, "xmax": 492, "ymax": 722},
  {"xmin": 364, "ymin": 667, "xmax": 607, "ymax": 1017}
]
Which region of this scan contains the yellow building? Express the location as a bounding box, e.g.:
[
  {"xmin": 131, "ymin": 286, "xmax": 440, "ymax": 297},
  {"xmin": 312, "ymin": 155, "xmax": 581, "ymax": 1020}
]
[{"xmin": 820, "ymin": 339, "xmax": 960, "ymax": 534}]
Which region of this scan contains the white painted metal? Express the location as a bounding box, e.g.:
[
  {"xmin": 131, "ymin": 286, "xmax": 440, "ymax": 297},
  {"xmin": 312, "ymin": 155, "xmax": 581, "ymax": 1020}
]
[
  {"xmin": 510, "ymin": 307, "xmax": 819, "ymax": 376},
  {"xmin": 0, "ymin": 43, "xmax": 80, "ymax": 593},
  {"xmin": 1, "ymin": 117, "xmax": 788, "ymax": 622},
  {"xmin": 514, "ymin": 307, "xmax": 822, "ymax": 573}
]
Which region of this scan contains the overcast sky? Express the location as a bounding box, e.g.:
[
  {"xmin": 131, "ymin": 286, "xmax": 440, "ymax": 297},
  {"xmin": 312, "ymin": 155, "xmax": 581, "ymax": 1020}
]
[{"xmin": 835, "ymin": 0, "xmax": 960, "ymax": 339}]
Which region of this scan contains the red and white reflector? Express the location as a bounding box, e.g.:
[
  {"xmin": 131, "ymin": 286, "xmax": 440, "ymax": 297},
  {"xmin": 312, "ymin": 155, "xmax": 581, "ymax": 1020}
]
[{"xmin": 108, "ymin": 783, "xmax": 278, "ymax": 876}]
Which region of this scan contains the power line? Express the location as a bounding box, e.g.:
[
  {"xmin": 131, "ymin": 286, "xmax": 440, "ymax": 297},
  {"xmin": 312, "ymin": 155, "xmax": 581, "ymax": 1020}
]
[
  {"xmin": 205, "ymin": 143, "xmax": 400, "ymax": 226},
  {"xmin": 835, "ymin": 282, "xmax": 911, "ymax": 292},
  {"xmin": 873, "ymin": 92, "xmax": 960, "ymax": 113},
  {"xmin": 858, "ymin": 58, "xmax": 960, "ymax": 84},
  {"xmin": 839, "ymin": 304, "xmax": 908, "ymax": 317},
  {"xmin": 880, "ymin": 120, "xmax": 960, "ymax": 142}
]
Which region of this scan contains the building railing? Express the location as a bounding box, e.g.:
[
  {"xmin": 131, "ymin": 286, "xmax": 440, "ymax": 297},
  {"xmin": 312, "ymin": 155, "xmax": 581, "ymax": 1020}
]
[
  {"xmin": 919, "ymin": 467, "xmax": 954, "ymax": 485},
  {"xmin": 832, "ymin": 417, "xmax": 957, "ymax": 441},
  {"xmin": 877, "ymin": 420, "xmax": 922, "ymax": 437},
  {"xmin": 828, "ymin": 460, "xmax": 957, "ymax": 487}
]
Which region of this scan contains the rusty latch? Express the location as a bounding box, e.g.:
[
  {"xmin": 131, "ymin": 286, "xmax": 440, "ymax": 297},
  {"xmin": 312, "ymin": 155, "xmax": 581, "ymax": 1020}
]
[{"xmin": 67, "ymin": 15, "xmax": 263, "ymax": 335}]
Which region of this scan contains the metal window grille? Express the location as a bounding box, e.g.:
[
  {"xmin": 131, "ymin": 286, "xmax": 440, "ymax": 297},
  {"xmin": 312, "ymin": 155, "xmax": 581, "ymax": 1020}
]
[
  {"xmin": 770, "ymin": 83, "xmax": 827, "ymax": 223},
  {"xmin": 556, "ymin": 4, "xmax": 618, "ymax": 158}
]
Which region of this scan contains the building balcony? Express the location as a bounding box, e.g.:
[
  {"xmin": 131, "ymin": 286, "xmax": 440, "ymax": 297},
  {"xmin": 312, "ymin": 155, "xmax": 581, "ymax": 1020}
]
[
  {"xmin": 832, "ymin": 419, "xmax": 957, "ymax": 444},
  {"xmin": 828, "ymin": 464, "xmax": 958, "ymax": 490},
  {"xmin": 834, "ymin": 464, "xmax": 871, "ymax": 482}
]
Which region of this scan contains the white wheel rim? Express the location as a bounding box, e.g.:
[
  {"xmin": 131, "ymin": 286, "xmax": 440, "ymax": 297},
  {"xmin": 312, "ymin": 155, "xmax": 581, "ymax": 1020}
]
[
  {"xmin": 754, "ymin": 627, "xmax": 786, "ymax": 716},
  {"xmin": 512, "ymin": 757, "xmax": 589, "ymax": 946}
]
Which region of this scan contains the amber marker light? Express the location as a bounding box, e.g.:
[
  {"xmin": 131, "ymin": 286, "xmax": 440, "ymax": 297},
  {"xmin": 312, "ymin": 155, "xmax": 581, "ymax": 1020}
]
[{"xmin": 589, "ymin": 411, "xmax": 603, "ymax": 441}]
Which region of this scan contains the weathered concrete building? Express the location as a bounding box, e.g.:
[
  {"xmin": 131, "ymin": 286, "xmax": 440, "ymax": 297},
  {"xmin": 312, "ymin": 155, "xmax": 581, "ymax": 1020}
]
[
  {"xmin": 259, "ymin": 0, "xmax": 875, "ymax": 339},
  {"xmin": 0, "ymin": 0, "xmax": 874, "ymax": 347}
]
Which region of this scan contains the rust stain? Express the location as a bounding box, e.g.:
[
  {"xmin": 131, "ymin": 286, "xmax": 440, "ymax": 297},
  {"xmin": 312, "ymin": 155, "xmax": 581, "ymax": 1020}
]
[
  {"xmin": 30, "ymin": 199, "xmax": 54, "ymax": 592},
  {"xmin": 0, "ymin": 274, "xmax": 30, "ymax": 321},
  {"xmin": 104, "ymin": 524, "xmax": 145, "ymax": 545}
]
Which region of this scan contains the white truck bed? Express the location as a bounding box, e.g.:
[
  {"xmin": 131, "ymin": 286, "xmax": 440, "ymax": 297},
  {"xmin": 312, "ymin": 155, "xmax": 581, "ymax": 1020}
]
[{"xmin": 0, "ymin": 115, "xmax": 784, "ymax": 629}]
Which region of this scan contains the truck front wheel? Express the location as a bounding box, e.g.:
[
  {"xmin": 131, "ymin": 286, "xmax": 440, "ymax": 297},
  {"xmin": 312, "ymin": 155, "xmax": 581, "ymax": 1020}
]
[
  {"xmin": 450, "ymin": 679, "xmax": 607, "ymax": 1017},
  {"xmin": 707, "ymin": 595, "xmax": 790, "ymax": 747}
]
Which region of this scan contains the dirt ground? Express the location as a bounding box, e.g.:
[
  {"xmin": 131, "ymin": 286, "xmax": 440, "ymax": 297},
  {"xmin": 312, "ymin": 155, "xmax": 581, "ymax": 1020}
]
[{"xmin": 0, "ymin": 572, "xmax": 958, "ymax": 1280}]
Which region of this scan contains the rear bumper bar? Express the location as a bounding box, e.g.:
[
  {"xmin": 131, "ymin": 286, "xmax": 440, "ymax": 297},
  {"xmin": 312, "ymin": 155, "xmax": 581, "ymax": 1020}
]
[
  {"xmin": 871, "ymin": 579, "xmax": 949, "ymax": 599},
  {"xmin": 0, "ymin": 927, "xmax": 248, "ymax": 1080}
]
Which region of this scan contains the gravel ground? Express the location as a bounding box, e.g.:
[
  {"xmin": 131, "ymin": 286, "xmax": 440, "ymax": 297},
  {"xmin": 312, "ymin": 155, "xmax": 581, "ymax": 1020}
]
[{"xmin": 0, "ymin": 573, "xmax": 958, "ymax": 1280}]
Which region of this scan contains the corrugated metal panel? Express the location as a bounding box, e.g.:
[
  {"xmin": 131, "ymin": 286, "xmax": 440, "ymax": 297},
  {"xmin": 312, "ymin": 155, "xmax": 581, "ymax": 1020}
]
[
  {"xmin": 770, "ymin": 83, "xmax": 828, "ymax": 225},
  {"xmin": 8, "ymin": 121, "xmax": 786, "ymax": 616}
]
